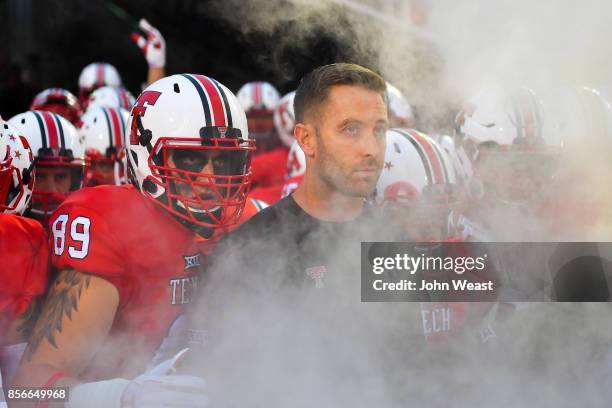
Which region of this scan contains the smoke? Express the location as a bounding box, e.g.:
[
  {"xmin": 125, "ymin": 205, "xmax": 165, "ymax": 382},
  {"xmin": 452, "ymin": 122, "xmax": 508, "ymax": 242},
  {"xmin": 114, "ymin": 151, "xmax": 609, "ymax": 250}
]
[
  {"xmin": 183, "ymin": 1, "xmax": 612, "ymax": 407},
  {"xmin": 188, "ymin": 221, "xmax": 612, "ymax": 406}
]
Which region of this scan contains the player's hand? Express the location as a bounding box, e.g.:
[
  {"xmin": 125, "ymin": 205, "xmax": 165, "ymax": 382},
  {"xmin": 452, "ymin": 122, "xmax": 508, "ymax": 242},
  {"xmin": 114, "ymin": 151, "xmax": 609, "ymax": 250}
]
[
  {"xmin": 121, "ymin": 348, "xmax": 209, "ymax": 407},
  {"xmin": 131, "ymin": 18, "xmax": 166, "ymax": 68}
]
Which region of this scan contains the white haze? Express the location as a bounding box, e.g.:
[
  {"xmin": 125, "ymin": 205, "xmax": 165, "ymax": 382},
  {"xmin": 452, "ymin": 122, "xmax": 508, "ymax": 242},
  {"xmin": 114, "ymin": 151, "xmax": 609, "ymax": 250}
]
[{"xmin": 185, "ymin": 1, "xmax": 612, "ymax": 407}]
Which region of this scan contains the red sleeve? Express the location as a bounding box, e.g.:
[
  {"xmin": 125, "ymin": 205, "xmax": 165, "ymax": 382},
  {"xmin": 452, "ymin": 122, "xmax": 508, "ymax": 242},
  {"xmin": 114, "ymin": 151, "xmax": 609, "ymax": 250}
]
[
  {"xmin": 21, "ymin": 221, "xmax": 50, "ymax": 311},
  {"xmin": 49, "ymin": 202, "xmax": 132, "ymax": 306},
  {"xmin": 0, "ymin": 217, "xmax": 50, "ymax": 333}
]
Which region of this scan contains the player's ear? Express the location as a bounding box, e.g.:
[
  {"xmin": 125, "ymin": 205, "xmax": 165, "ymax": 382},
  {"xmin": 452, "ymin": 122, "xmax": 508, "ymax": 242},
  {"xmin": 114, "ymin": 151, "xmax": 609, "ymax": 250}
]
[{"xmin": 294, "ymin": 123, "xmax": 316, "ymax": 158}]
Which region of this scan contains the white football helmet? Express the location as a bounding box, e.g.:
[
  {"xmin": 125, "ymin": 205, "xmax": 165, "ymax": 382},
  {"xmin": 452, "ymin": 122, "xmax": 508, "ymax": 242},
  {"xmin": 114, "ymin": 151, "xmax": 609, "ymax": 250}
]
[
  {"xmin": 30, "ymin": 88, "xmax": 82, "ymax": 125},
  {"xmin": 79, "ymin": 106, "xmax": 130, "ymax": 186},
  {"xmin": 8, "ymin": 111, "xmax": 86, "ymax": 220},
  {"xmin": 273, "ymin": 91, "xmax": 296, "ymax": 148},
  {"xmin": 386, "ymin": 82, "xmax": 415, "ymax": 128},
  {"xmin": 237, "ymin": 81, "xmax": 280, "ymax": 113},
  {"xmin": 540, "ymin": 85, "xmax": 612, "ymax": 148},
  {"xmin": 236, "ymin": 81, "xmax": 280, "ymax": 143},
  {"xmin": 455, "ymin": 86, "xmax": 562, "ymax": 156},
  {"xmin": 0, "ymin": 120, "xmax": 35, "ymax": 215},
  {"xmin": 78, "ymin": 62, "xmax": 122, "ymax": 106},
  {"xmin": 437, "ymin": 134, "xmax": 484, "ymax": 201},
  {"xmin": 127, "ymin": 74, "xmax": 254, "ymax": 237},
  {"xmin": 281, "ymin": 139, "xmax": 306, "ymax": 198},
  {"xmin": 456, "ymin": 86, "xmax": 563, "ymax": 205},
  {"xmin": 376, "ymin": 128, "xmax": 461, "ymax": 241},
  {"xmin": 86, "ymin": 86, "xmax": 135, "ymax": 111}
]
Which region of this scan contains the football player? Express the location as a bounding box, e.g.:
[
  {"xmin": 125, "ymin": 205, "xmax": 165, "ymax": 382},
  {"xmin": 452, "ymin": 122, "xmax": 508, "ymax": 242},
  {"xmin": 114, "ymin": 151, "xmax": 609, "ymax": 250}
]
[
  {"xmin": 7, "ymin": 111, "xmax": 86, "ymax": 224},
  {"xmin": 251, "ymin": 90, "xmax": 298, "ymax": 203},
  {"xmin": 78, "ymin": 62, "xmax": 122, "ymax": 108},
  {"xmin": 237, "ymin": 81, "xmax": 288, "ymax": 204},
  {"xmin": 0, "ymin": 119, "xmax": 49, "ymax": 387},
  {"xmin": 78, "ymin": 106, "xmax": 130, "ymax": 186},
  {"xmin": 375, "ymin": 128, "xmax": 461, "ymax": 242},
  {"xmin": 30, "ymin": 88, "xmax": 82, "ymax": 125},
  {"xmin": 12, "ymin": 74, "xmax": 254, "ymax": 407},
  {"xmin": 375, "ymin": 128, "xmax": 497, "ymax": 347}
]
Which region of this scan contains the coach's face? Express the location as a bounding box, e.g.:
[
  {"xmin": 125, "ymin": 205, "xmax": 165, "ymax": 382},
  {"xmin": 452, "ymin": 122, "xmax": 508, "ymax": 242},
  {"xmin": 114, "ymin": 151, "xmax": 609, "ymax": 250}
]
[{"xmin": 311, "ymin": 85, "xmax": 388, "ymax": 197}]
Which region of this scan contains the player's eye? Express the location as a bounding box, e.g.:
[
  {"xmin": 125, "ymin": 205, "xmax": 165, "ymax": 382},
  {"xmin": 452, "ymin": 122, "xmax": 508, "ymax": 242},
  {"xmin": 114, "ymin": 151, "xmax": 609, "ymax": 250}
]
[{"xmin": 172, "ymin": 150, "xmax": 209, "ymax": 172}]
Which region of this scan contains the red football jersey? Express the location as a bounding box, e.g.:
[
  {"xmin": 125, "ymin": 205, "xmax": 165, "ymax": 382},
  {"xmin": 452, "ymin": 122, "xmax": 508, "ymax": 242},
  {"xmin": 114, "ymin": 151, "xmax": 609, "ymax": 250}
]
[
  {"xmin": 49, "ymin": 185, "xmax": 214, "ymax": 380},
  {"xmin": 237, "ymin": 197, "xmax": 268, "ymax": 226},
  {"xmin": 418, "ymin": 240, "xmax": 499, "ymax": 347},
  {"xmin": 248, "ymin": 184, "xmax": 284, "ymax": 205},
  {"xmin": 250, "ymin": 146, "xmax": 289, "ymax": 190},
  {"xmin": 0, "ymin": 214, "xmax": 50, "ymax": 338},
  {"xmin": 280, "ymin": 175, "xmax": 304, "ymax": 199}
]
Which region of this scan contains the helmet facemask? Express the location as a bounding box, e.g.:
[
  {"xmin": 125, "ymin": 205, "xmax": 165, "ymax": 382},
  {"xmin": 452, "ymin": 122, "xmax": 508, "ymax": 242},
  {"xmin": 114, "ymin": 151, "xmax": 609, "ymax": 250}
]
[
  {"xmin": 86, "ymin": 146, "xmax": 125, "ymax": 186},
  {"xmin": 142, "ymin": 136, "xmax": 254, "ymax": 238},
  {"xmin": 246, "ymin": 109, "xmax": 279, "ymax": 151}
]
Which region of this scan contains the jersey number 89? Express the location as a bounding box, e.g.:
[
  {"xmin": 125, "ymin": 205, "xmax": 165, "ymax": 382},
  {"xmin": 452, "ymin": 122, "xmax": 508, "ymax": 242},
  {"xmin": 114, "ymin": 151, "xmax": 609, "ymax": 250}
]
[{"xmin": 52, "ymin": 215, "xmax": 91, "ymax": 259}]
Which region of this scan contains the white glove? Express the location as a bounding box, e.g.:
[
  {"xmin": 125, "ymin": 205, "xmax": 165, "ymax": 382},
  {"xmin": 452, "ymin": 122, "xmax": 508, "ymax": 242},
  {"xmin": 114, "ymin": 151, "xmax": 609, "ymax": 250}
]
[
  {"xmin": 121, "ymin": 348, "xmax": 209, "ymax": 408},
  {"xmin": 131, "ymin": 18, "xmax": 166, "ymax": 68}
]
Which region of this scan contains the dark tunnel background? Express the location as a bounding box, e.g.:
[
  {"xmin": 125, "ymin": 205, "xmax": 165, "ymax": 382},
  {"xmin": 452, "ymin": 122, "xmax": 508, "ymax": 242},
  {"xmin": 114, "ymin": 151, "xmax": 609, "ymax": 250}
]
[{"xmin": 0, "ymin": 0, "xmax": 379, "ymax": 118}]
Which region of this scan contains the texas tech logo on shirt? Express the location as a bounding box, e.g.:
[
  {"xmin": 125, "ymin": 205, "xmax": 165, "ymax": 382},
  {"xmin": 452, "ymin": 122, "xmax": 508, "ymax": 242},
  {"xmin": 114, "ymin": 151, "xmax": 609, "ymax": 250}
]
[{"xmin": 305, "ymin": 265, "xmax": 326, "ymax": 288}]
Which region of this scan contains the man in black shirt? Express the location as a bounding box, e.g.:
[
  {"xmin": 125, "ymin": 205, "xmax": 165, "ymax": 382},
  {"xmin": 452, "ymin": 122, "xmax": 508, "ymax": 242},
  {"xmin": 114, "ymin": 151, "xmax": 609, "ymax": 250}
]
[
  {"xmin": 203, "ymin": 62, "xmax": 393, "ymax": 291},
  {"xmin": 188, "ymin": 63, "xmax": 423, "ymax": 406}
]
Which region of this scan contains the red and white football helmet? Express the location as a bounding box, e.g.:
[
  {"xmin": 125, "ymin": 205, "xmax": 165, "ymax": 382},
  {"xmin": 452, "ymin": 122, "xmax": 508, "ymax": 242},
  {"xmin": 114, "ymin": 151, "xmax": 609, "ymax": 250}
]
[
  {"xmin": 127, "ymin": 74, "xmax": 255, "ymax": 237},
  {"xmin": 78, "ymin": 62, "xmax": 122, "ymax": 106},
  {"xmin": 456, "ymin": 86, "xmax": 549, "ymax": 151},
  {"xmin": 236, "ymin": 81, "xmax": 280, "ymax": 143},
  {"xmin": 281, "ymin": 139, "xmax": 306, "ymax": 198},
  {"xmin": 455, "ymin": 86, "xmax": 563, "ymax": 205},
  {"xmin": 0, "ymin": 120, "xmax": 35, "ymax": 215},
  {"xmin": 30, "ymin": 88, "xmax": 82, "ymax": 125},
  {"xmin": 539, "ymin": 85, "xmax": 612, "ymax": 148},
  {"xmin": 386, "ymin": 82, "xmax": 415, "ymax": 128},
  {"xmin": 273, "ymin": 91, "xmax": 296, "ymax": 148},
  {"xmin": 376, "ymin": 128, "xmax": 461, "ymax": 241},
  {"xmin": 86, "ymin": 86, "xmax": 135, "ymax": 111},
  {"xmin": 8, "ymin": 111, "xmax": 86, "ymax": 220},
  {"xmin": 79, "ymin": 106, "xmax": 130, "ymax": 186}
]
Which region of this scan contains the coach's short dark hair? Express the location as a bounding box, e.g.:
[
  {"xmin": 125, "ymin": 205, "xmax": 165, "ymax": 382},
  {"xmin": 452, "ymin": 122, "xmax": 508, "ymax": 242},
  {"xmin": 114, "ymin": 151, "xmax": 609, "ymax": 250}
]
[{"xmin": 294, "ymin": 63, "xmax": 386, "ymax": 123}]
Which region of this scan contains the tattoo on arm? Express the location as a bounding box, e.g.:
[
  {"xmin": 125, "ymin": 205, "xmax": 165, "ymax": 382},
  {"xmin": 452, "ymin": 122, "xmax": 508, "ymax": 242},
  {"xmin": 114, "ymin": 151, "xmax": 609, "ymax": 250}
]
[
  {"xmin": 24, "ymin": 270, "xmax": 91, "ymax": 360},
  {"xmin": 15, "ymin": 300, "xmax": 41, "ymax": 341}
]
